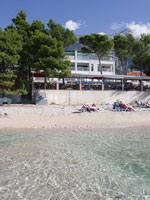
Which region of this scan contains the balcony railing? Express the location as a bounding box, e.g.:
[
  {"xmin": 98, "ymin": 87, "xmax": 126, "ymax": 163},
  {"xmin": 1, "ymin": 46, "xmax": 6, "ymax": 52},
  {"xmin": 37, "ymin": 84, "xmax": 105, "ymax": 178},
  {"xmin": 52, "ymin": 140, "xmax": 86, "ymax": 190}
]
[
  {"xmin": 77, "ymin": 55, "xmax": 113, "ymax": 61},
  {"xmin": 101, "ymin": 57, "xmax": 113, "ymax": 61},
  {"xmin": 102, "ymin": 68, "xmax": 112, "ymax": 72},
  {"xmin": 70, "ymin": 67, "xmax": 75, "ymax": 71},
  {"xmin": 66, "ymin": 55, "xmax": 75, "ymax": 60},
  {"xmin": 77, "ymin": 67, "xmax": 89, "ymax": 71},
  {"xmin": 77, "ymin": 55, "xmax": 89, "ymax": 60}
]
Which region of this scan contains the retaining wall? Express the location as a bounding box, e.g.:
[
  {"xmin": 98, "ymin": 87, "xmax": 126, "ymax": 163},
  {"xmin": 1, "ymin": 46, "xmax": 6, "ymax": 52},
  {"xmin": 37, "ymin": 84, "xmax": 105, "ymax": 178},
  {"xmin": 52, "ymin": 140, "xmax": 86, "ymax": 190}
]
[{"xmin": 35, "ymin": 90, "xmax": 150, "ymax": 105}]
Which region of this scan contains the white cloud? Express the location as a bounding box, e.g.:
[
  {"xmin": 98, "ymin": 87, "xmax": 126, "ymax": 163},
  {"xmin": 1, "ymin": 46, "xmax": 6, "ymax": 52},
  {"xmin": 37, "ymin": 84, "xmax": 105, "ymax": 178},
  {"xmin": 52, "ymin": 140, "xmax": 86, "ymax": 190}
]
[
  {"xmin": 110, "ymin": 21, "xmax": 150, "ymax": 38},
  {"xmin": 65, "ymin": 20, "xmax": 80, "ymax": 31},
  {"xmin": 99, "ymin": 32, "xmax": 105, "ymax": 35},
  {"xmin": 126, "ymin": 22, "xmax": 150, "ymax": 38},
  {"xmin": 110, "ymin": 22, "xmax": 126, "ymax": 30}
]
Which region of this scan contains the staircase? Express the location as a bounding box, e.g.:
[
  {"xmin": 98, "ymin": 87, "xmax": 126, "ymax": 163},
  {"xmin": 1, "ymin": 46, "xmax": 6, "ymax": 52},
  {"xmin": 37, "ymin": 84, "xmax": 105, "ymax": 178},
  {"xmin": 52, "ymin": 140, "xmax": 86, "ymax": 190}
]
[{"xmin": 34, "ymin": 91, "xmax": 48, "ymax": 105}]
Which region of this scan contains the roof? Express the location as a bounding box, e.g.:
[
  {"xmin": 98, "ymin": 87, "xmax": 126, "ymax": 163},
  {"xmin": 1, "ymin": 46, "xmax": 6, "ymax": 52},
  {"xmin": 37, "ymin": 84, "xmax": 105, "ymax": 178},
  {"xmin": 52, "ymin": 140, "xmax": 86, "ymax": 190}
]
[
  {"xmin": 65, "ymin": 41, "xmax": 84, "ymax": 51},
  {"xmin": 32, "ymin": 72, "xmax": 150, "ymax": 81},
  {"xmin": 65, "ymin": 35, "xmax": 84, "ymax": 51},
  {"xmin": 127, "ymin": 72, "xmax": 146, "ymax": 76},
  {"xmin": 70, "ymin": 73, "xmax": 150, "ymax": 81}
]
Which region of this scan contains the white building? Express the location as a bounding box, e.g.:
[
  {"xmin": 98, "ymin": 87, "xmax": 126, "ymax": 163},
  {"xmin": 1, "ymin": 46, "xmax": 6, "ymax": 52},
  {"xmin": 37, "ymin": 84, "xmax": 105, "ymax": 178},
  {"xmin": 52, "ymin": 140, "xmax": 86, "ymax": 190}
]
[
  {"xmin": 66, "ymin": 50, "xmax": 115, "ymax": 76},
  {"xmin": 32, "ymin": 38, "xmax": 116, "ymax": 87},
  {"xmin": 65, "ymin": 39, "xmax": 115, "ymax": 76}
]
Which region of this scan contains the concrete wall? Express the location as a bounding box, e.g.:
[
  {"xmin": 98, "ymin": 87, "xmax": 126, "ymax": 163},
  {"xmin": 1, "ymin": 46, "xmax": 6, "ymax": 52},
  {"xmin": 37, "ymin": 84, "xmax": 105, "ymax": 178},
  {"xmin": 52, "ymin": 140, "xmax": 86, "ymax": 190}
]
[
  {"xmin": 0, "ymin": 95, "xmax": 21, "ymax": 105},
  {"xmin": 35, "ymin": 90, "xmax": 150, "ymax": 105}
]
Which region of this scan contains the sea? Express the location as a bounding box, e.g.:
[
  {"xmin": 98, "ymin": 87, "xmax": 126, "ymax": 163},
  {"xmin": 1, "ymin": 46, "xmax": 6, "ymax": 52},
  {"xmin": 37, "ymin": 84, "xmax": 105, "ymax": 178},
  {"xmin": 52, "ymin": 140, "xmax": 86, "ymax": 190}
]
[{"xmin": 0, "ymin": 127, "xmax": 150, "ymax": 200}]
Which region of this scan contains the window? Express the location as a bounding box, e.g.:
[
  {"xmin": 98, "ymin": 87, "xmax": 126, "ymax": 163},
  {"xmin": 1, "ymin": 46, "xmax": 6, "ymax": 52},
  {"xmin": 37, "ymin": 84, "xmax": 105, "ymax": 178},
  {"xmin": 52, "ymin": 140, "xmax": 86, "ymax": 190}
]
[
  {"xmin": 91, "ymin": 64, "xmax": 94, "ymax": 71},
  {"xmin": 97, "ymin": 64, "xmax": 100, "ymax": 71}
]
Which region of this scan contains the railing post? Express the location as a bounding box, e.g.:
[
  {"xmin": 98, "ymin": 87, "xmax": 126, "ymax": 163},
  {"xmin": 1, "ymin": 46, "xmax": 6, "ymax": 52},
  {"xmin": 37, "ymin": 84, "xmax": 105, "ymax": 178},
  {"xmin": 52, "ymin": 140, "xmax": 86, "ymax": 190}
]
[
  {"xmin": 102, "ymin": 78, "xmax": 104, "ymax": 91},
  {"xmin": 79, "ymin": 83, "xmax": 82, "ymax": 90},
  {"xmin": 122, "ymin": 79, "xmax": 124, "ymax": 91},
  {"xmin": 79, "ymin": 77, "xmax": 82, "ymax": 90},
  {"xmin": 56, "ymin": 82, "xmax": 59, "ymax": 90},
  {"xmin": 140, "ymin": 80, "xmax": 143, "ymax": 91}
]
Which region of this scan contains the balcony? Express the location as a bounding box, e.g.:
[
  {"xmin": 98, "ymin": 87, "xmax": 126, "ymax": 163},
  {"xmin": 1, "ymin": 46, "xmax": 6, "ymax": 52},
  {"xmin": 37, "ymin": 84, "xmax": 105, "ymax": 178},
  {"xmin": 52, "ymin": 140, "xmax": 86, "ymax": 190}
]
[
  {"xmin": 70, "ymin": 66, "xmax": 75, "ymax": 71},
  {"xmin": 101, "ymin": 56, "xmax": 113, "ymax": 61},
  {"xmin": 77, "ymin": 66, "xmax": 89, "ymax": 71},
  {"xmin": 66, "ymin": 55, "xmax": 75, "ymax": 60},
  {"xmin": 102, "ymin": 68, "xmax": 112, "ymax": 72},
  {"xmin": 77, "ymin": 55, "xmax": 89, "ymax": 60}
]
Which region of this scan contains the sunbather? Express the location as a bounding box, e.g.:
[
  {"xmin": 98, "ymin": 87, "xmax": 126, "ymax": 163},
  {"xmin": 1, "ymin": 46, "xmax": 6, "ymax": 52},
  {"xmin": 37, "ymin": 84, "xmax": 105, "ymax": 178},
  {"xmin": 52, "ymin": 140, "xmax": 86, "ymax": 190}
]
[
  {"xmin": 113, "ymin": 101, "xmax": 134, "ymax": 111},
  {"xmin": 113, "ymin": 102, "xmax": 120, "ymax": 111},
  {"xmin": 81, "ymin": 104, "xmax": 100, "ymax": 112}
]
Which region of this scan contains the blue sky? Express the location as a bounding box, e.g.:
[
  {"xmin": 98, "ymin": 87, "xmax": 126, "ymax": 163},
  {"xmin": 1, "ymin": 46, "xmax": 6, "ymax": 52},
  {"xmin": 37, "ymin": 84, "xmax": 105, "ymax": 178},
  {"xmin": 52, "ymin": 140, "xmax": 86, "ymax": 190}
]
[{"xmin": 1, "ymin": 0, "xmax": 150, "ymax": 36}]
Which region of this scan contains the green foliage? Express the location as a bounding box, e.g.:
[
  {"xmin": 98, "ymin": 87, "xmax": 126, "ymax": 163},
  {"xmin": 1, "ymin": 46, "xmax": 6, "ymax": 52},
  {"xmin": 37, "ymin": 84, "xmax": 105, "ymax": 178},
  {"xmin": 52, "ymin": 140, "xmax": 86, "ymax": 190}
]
[
  {"xmin": 54, "ymin": 60, "xmax": 71, "ymax": 78},
  {"xmin": 113, "ymin": 34, "xmax": 129, "ymax": 59},
  {"xmin": 0, "ymin": 10, "xmax": 77, "ymax": 96},
  {"xmin": 47, "ymin": 19, "xmax": 77, "ymax": 47},
  {"xmin": 80, "ymin": 34, "xmax": 113, "ymax": 74},
  {"xmin": 12, "ymin": 10, "xmax": 30, "ymax": 40},
  {"xmin": 0, "ymin": 72, "xmax": 27, "ymax": 95},
  {"xmin": 113, "ymin": 34, "xmax": 131, "ymax": 74},
  {"xmin": 0, "ymin": 29, "xmax": 22, "ymax": 72},
  {"xmin": 0, "ymin": 72, "xmax": 17, "ymax": 78},
  {"xmin": 27, "ymin": 30, "xmax": 71, "ymax": 88},
  {"xmin": 29, "ymin": 20, "xmax": 45, "ymax": 33},
  {"xmin": 130, "ymin": 35, "xmax": 150, "ymax": 74}
]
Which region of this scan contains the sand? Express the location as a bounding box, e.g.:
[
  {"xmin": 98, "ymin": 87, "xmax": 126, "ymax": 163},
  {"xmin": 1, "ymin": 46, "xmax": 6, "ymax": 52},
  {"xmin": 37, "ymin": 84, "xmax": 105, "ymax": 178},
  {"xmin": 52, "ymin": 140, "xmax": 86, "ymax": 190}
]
[{"xmin": 0, "ymin": 104, "xmax": 150, "ymax": 131}]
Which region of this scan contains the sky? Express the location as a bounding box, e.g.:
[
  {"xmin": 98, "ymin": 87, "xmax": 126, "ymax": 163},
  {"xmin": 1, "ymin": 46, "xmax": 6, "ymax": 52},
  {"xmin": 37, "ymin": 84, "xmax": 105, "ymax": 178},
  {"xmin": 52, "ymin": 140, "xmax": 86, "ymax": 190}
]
[{"xmin": 1, "ymin": 0, "xmax": 150, "ymax": 37}]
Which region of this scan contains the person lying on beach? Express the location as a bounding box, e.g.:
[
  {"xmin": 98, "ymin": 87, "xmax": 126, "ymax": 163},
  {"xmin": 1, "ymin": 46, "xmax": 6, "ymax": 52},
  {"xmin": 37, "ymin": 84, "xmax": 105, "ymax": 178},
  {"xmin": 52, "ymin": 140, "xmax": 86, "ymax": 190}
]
[
  {"xmin": 119, "ymin": 103, "xmax": 134, "ymax": 111},
  {"xmin": 92, "ymin": 103, "xmax": 101, "ymax": 111},
  {"xmin": 81, "ymin": 104, "xmax": 101, "ymax": 112},
  {"xmin": 113, "ymin": 102, "xmax": 120, "ymax": 110},
  {"xmin": 113, "ymin": 101, "xmax": 134, "ymax": 111}
]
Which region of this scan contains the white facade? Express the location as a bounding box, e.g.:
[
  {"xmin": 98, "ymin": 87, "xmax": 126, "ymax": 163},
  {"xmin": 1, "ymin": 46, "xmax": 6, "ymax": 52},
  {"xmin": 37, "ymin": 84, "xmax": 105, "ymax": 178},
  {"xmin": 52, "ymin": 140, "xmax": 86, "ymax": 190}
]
[{"xmin": 66, "ymin": 50, "xmax": 115, "ymax": 76}]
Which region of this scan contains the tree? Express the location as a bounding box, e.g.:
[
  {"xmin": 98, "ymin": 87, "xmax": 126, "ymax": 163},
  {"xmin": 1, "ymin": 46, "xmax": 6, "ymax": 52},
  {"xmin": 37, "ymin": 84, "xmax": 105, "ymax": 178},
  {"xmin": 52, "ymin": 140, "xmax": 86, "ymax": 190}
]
[
  {"xmin": 5, "ymin": 10, "xmax": 76, "ymax": 93},
  {"xmin": 0, "ymin": 29, "xmax": 22, "ymax": 73},
  {"xmin": 10, "ymin": 11, "xmax": 47, "ymax": 94},
  {"xmin": 79, "ymin": 34, "xmax": 113, "ymax": 74},
  {"xmin": 28, "ymin": 30, "xmax": 71, "ymax": 88},
  {"xmin": 9, "ymin": 10, "xmax": 32, "ymax": 93},
  {"xmin": 130, "ymin": 34, "xmax": 150, "ymax": 75},
  {"xmin": 47, "ymin": 19, "xmax": 77, "ymax": 47},
  {"xmin": 113, "ymin": 34, "xmax": 133, "ymax": 74}
]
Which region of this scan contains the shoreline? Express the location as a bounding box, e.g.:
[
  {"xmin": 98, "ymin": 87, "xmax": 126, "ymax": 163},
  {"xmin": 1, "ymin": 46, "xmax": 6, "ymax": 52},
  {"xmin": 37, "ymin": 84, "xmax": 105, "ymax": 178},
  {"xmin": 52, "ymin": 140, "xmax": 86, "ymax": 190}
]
[{"xmin": 0, "ymin": 105, "xmax": 150, "ymax": 132}]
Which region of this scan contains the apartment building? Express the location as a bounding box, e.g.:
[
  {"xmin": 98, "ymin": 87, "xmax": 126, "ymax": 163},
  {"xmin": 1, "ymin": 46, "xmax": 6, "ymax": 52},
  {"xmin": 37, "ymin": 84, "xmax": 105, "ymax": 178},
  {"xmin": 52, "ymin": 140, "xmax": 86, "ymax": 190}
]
[{"xmin": 65, "ymin": 39, "xmax": 115, "ymax": 76}]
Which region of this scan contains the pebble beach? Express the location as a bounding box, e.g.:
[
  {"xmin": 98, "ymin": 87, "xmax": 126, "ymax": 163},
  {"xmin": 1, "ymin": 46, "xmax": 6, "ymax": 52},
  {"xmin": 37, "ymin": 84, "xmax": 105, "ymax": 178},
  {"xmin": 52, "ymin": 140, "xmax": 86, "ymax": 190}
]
[{"xmin": 0, "ymin": 104, "xmax": 150, "ymax": 131}]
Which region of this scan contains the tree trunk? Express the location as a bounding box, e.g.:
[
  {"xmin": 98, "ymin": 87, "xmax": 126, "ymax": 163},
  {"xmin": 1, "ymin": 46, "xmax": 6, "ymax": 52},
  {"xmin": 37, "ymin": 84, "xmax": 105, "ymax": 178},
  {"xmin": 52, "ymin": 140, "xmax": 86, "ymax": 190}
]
[
  {"xmin": 140, "ymin": 68, "xmax": 143, "ymax": 91},
  {"xmin": 28, "ymin": 65, "xmax": 32, "ymax": 100},
  {"xmin": 62, "ymin": 78, "xmax": 65, "ymax": 89},
  {"xmin": 125, "ymin": 59, "xmax": 128, "ymax": 75},
  {"xmin": 44, "ymin": 75, "xmax": 47, "ymax": 89},
  {"xmin": 140, "ymin": 70, "xmax": 142, "ymax": 76},
  {"xmin": 119, "ymin": 59, "xmax": 122, "ymax": 75}
]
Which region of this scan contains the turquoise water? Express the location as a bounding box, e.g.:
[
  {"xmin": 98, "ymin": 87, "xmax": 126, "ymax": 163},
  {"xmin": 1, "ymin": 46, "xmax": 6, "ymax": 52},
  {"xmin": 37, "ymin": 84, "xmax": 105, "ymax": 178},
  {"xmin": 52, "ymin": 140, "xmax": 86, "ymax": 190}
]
[{"xmin": 0, "ymin": 128, "xmax": 150, "ymax": 200}]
